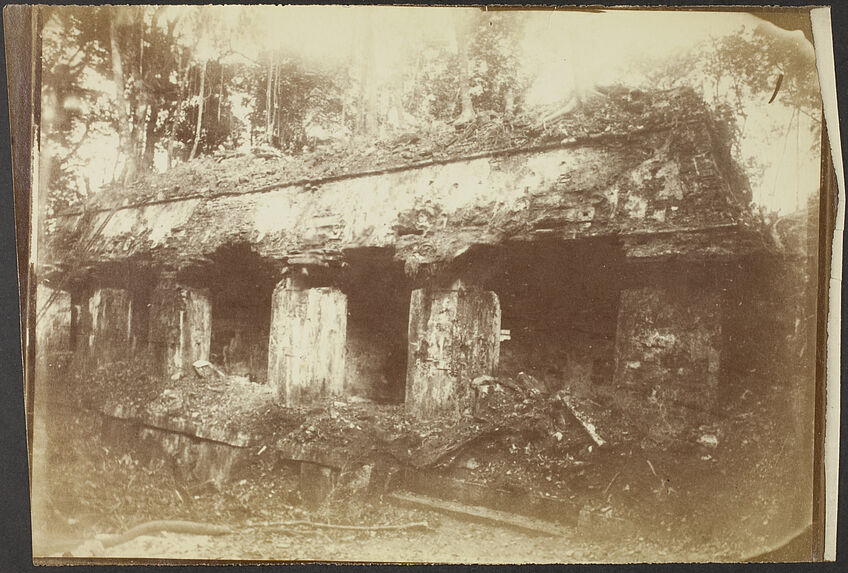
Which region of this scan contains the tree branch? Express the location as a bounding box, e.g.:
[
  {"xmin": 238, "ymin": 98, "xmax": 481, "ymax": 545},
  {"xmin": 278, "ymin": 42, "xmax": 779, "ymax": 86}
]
[{"xmin": 246, "ymin": 520, "xmax": 431, "ymax": 533}]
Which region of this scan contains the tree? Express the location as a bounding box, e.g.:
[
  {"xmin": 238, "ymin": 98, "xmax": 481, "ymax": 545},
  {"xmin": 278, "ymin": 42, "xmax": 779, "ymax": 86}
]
[
  {"xmin": 453, "ymin": 13, "xmax": 476, "ymax": 125},
  {"xmin": 107, "ymin": 7, "xmax": 138, "ymax": 184},
  {"xmin": 466, "ymin": 11, "xmax": 528, "ymax": 116},
  {"xmin": 187, "ymin": 59, "xmax": 206, "ymax": 160},
  {"xmin": 632, "ymin": 23, "xmax": 820, "ymax": 211},
  {"xmin": 40, "ymin": 5, "xmax": 543, "ymax": 209},
  {"xmin": 640, "ymin": 25, "xmax": 819, "ymax": 150},
  {"xmin": 39, "ymin": 5, "xmax": 113, "ymax": 212}
]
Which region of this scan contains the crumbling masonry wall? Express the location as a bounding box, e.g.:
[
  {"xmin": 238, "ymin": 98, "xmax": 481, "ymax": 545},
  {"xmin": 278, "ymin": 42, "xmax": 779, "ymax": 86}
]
[
  {"xmin": 36, "ymin": 284, "xmax": 72, "ymax": 362},
  {"xmin": 612, "ymin": 285, "xmax": 722, "ymax": 445}
]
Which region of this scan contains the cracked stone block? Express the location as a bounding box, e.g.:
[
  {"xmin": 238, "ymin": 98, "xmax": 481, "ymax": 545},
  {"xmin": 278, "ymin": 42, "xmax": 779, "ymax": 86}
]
[
  {"xmin": 149, "ymin": 278, "xmax": 212, "ymax": 378},
  {"xmin": 268, "ymin": 281, "xmax": 347, "ymax": 405},
  {"xmin": 407, "ymin": 280, "xmax": 501, "ymax": 417}
]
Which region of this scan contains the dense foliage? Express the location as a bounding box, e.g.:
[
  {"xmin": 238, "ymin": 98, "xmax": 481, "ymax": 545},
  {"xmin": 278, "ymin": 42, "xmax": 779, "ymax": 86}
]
[{"xmin": 39, "ymin": 7, "xmax": 820, "ymax": 217}]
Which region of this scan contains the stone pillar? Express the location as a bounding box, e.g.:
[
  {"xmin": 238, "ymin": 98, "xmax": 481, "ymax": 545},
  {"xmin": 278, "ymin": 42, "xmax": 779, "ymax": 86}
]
[
  {"xmin": 88, "ymin": 287, "xmax": 133, "ymax": 365},
  {"xmin": 149, "ymin": 274, "xmax": 212, "ymax": 378},
  {"xmin": 267, "ymin": 278, "xmax": 347, "ymax": 405},
  {"xmin": 406, "ymin": 280, "xmax": 501, "ymax": 417},
  {"xmin": 612, "ymin": 286, "xmax": 722, "ymax": 444},
  {"xmin": 35, "ymin": 284, "xmax": 72, "ymax": 364}
]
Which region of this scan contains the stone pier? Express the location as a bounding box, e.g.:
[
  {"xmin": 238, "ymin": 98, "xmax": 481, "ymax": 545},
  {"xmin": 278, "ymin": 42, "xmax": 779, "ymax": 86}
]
[
  {"xmin": 612, "ymin": 285, "xmax": 722, "ymax": 444},
  {"xmin": 149, "ymin": 274, "xmax": 212, "ymax": 378},
  {"xmin": 267, "ymin": 277, "xmax": 347, "ymax": 405},
  {"xmin": 88, "ymin": 287, "xmax": 133, "ymax": 365},
  {"xmin": 406, "ymin": 280, "xmax": 501, "ymax": 417},
  {"xmin": 35, "ymin": 284, "xmax": 72, "ymax": 363}
]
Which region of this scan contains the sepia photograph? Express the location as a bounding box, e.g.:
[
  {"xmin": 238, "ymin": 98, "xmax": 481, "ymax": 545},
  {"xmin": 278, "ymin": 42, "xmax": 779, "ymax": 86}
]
[{"xmin": 5, "ymin": 4, "xmax": 841, "ymax": 564}]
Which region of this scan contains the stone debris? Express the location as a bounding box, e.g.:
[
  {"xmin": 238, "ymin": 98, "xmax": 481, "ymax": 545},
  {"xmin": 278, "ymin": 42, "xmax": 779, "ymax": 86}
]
[
  {"xmin": 698, "ymin": 434, "xmax": 719, "ymax": 448},
  {"xmin": 193, "ymin": 360, "xmax": 225, "ymax": 379},
  {"xmin": 557, "ymin": 392, "xmax": 607, "ymax": 448}
]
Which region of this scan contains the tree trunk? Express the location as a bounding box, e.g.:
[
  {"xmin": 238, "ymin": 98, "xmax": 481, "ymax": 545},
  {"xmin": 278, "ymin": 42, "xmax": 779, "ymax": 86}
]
[
  {"xmin": 217, "ymin": 63, "xmax": 223, "ymax": 123},
  {"xmin": 188, "ymin": 60, "xmax": 206, "ymax": 161},
  {"xmin": 504, "ymin": 87, "xmax": 515, "ymax": 116},
  {"xmin": 141, "ymin": 101, "xmax": 159, "ymax": 171},
  {"xmin": 453, "ymin": 18, "xmax": 475, "ymax": 126},
  {"xmin": 388, "ymin": 78, "xmax": 405, "ymax": 130},
  {"xmin": 109, "ymin": 13, "xmax": 137, "ymax": 184},
  {"xmin": 138, "ymin": 14, "xmax": 144, "ymax": 78},
  {"xmin": 265, "ymin": 60, "xmax": 273, "ymax": 143},
  {"xmin": 411, "ymin": 50, "xmax": 423, "ymax": 116},
  {"xmin": 166, "ymin": 139, "xmax": 174, "ymax": 170},
  {"xmin": 166, "ymin": 51, "xmax": 186, "ymax": 169},
  {"xmin": 356, "ymin": 52, "xmax": 366, "ymax": 136},
  {"xmin": 364, "ymin": 26, "xmax": 378, "ymax": 137},
  {"xmin": 274, "ymin": 64, "xmax": 281, "ymax": 146},
  {"xmin": 356, "ymin": 13, "xmax": 377, "ymax": 138}
]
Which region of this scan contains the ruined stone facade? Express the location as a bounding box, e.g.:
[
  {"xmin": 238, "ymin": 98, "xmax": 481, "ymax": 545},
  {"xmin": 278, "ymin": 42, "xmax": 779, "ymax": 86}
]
[{"xmin": 37, "ymin": 89, "xmax": 769, "ymax": 440}]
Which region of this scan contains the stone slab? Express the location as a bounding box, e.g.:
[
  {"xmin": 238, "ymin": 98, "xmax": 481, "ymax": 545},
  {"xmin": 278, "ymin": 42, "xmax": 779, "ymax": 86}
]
[
  {"xmin": 268, "ymin": 283, "xmax": 347, "ymax": 405},
  {"xmin": 407, "ymin": 283, "xmax": 500, "ymax": 416}
]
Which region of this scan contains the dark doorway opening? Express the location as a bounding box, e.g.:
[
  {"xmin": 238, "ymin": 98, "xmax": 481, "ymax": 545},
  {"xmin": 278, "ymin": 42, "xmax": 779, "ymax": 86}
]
[
  {"xmin": 182, "ymin": 244, "xmax": 280, "ymax": 382},
  {"xmin": 340, "ymin": 247, "xmax": 410, "ymax": 403},
  {"xmin": 454, "ymin": 237, "xmax": 627, "ymax": 396}
]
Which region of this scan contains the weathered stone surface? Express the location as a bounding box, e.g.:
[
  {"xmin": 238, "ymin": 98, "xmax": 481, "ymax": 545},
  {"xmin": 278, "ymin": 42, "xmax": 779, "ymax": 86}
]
[
  {"xmin": 407, "ymin": 281, "xmax": 501, "ymax": 416},
  {"xmin": 149, "ymin": 276, "xmax": 212, "ymax": 377},
  {"xmin": 612, "ymin": 286, "xmax": 722, "ymax": 444},
  {"xmin": 47, "ymin": 94, "xmax": 752, "ymax": 271},
  {"xmin": 88, "ymin": 287, "xmax": 132, "ymax": 364},
  {"xmin": 35, "ymin": 284, "xmax": 72, "ymax": 362},
  {"xmin": 621, "ymin": 226, "xmax": 763, "ymax": 262},
  {"xmin": 94, "ymin": 408, "xmax": 246, "ymax": 485},
  {"xmin": 267, "ymin": 281, "xmax": 347, "ymax": 405},
  {"xmin": 299, "ymin": 462, "xmax": 337, "ymax": 507},
  {"xmin": 97, "ymin": 401, "xmax": 256, "ymax": 448}
]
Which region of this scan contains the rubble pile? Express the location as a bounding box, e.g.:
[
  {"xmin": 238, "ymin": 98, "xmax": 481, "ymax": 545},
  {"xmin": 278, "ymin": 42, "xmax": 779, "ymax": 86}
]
[
  {"xmin": 76, "ymin": 357, "xmax": 167, "ymax": 414},
  {"xmin": 69, "ymin": 357, "xmax": 616, "ymax": 498},
  {"xmin": 52, "ymin": 349, "xmax": 808, "ymax": 561},
  {"xmin": 61, "ymin": 287, "xmax": 807, "ymax": 546}
]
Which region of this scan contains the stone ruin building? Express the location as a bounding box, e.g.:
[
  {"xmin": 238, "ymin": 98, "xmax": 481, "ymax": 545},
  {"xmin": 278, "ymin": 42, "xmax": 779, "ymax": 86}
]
[{"xmin": 34, "ymin": 87, "xmax": 814, "ymax": 462}]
